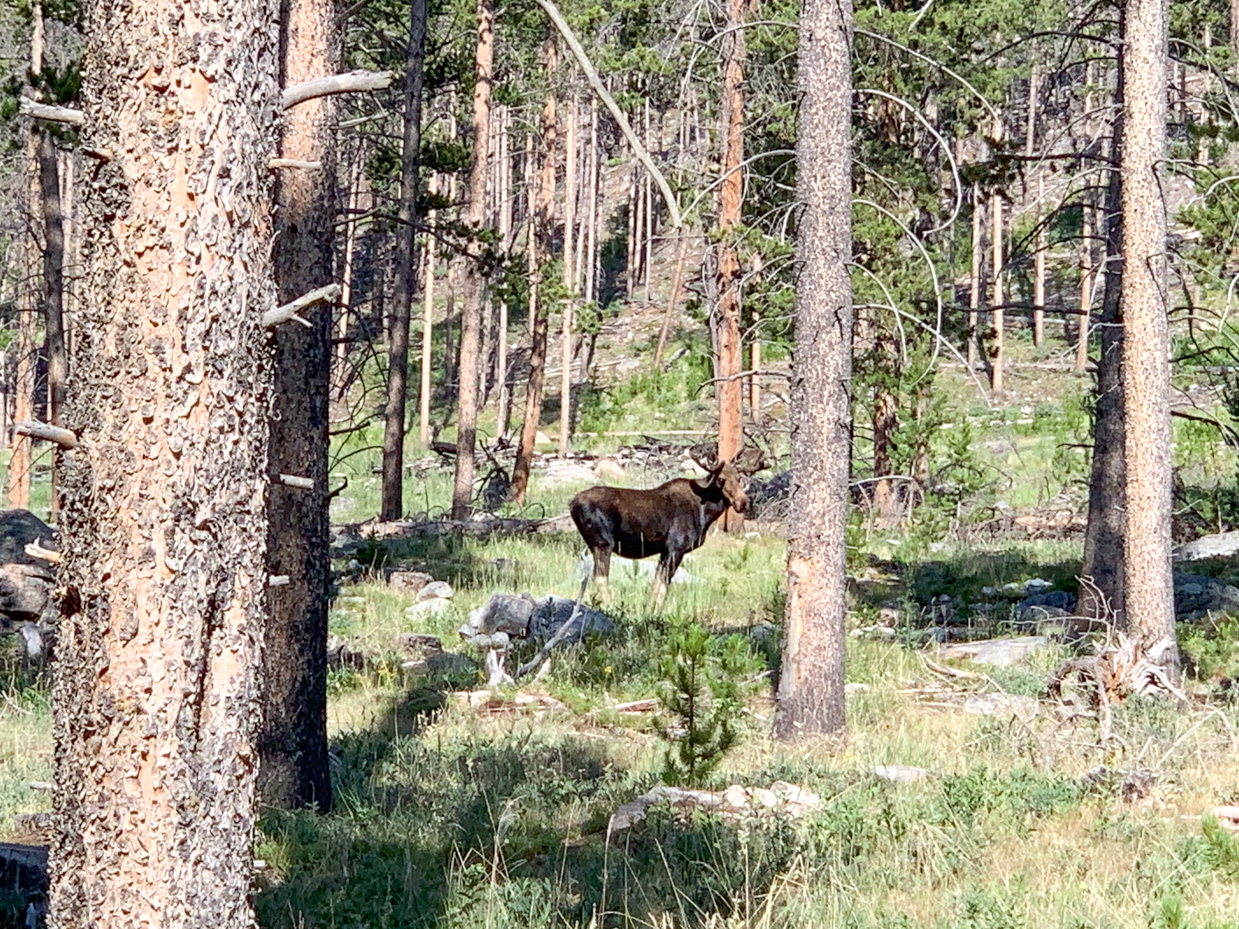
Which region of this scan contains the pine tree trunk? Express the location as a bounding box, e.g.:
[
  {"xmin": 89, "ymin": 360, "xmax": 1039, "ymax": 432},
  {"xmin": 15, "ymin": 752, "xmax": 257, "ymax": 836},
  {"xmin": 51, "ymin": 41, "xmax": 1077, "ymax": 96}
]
[
  {"xmin": 51, "ymin": 0, "xmax": 279, "ymax": 916},
  {"xmin": 381, "ymin": 0, "xmax": 428, "ymax": 521},
  {"xmin": 643, "ymin": 97, "xmax": 654, "ymax": 305},
  {"xmin": 39, "ymin": 132, "xmax": 66, "ymax": 520},
  {"xmin": 1075, "ymin": 197, "xmax": 1092, "ymax": 372},
  {"xmin": 990, "ymin": 134, "xmax": 1004, "ymax": 393},
  {"xmin": 420, "ymin": 175, "xmax": 437, "ymax": 445},
  {"xmin": 750, "ymin": 312, "xmax": 761, "ymax": 421},
  {"xmin": 496, "ymin": 109, "xmax": 513, "ymax": 439},
  {"xmin": 336, "ymin": 148, "xmax": 365, "ymax": 367},
  {"xmin": 775, "ymin": 0, "xmax": 853, "ymax": 740},
  {"xmin": 10, "ymin": 4, "xmax": 43, "ymax": 512},
  {"xmin": 1081, "ymin": 98, "xmax": 1126, "ymax": 626},
  {"xmin": 968, "ymin": 182, "xmax": 981, "ymax": 370},
  {"xmin": 451, "ymin": 0, "xmax": 494, "ymax": 520},
  {"xmin": 1033, "ymin": 174, "xmax": 1046, "ymax": 347},
  {"xmin": 872, "ymin": 332, "xmax": 899, "ymax": 526},
  {"xmin": 512, "ymin": 45, "xmax": 556, "ymax": 503},
  {"xmin": 1120, "ymin": 0, "xmax": 1177, "ymax": 678},
  {"xmin": 261, "ymin": 0, "xmax": 339, "ymax": 812},
  {"xmin": 716, "ymin": 0, "xmax": 746, "ymax": 531},
  {"xmin": 559, "ymin": 94, "xmax": 577, "ymax": 458}
]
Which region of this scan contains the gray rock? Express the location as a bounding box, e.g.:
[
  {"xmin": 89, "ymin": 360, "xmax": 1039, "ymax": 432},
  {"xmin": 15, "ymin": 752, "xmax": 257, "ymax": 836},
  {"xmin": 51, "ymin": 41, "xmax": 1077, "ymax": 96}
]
[
  {"xmin": 936, "ymin": 636, "xmax": 1051, "ymax": 667},
  {"xmin": 389, "ymin": 570, "xmax": 434, "ymax": 592},
  {"xmin": 1174, "ymin": 573, "xmax": 1239, "ymax": 618},
  {"xmin": 963, "ymin": 693, "xmax": 1039, "ymax": 719},
  {"xmin": 527, "ymin": 596, "xmax": 618, "ymax": 642},
  {"xmin": 1017, "ymin": 590, "xmax": 1076, "ymax": 620},
  {"xmin": 464, "ymin": 593, "xmax": 537, "ymax": 638},
  {"xmin": 1174, "ymin": 530, "xmax": 1239, "ymax": 563},
  {"xmin": 541, "ymin": 461, "xmax": 599, "ymax": 487},
  {"xmin": 417, "ymin": 580, "xmax": 455, "ymax": 601},
  {"xmin": 406, "ymin": 598, "xmax": 453, "ymax": 620}
]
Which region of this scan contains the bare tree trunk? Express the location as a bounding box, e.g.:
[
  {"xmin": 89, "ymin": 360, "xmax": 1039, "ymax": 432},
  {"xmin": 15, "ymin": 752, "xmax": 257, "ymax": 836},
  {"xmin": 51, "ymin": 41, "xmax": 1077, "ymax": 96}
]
[
  {"xmin": 260, "ymin": 0, "xmax": 339, "ymax": 812},
  {"xmin": 775, "ymin": 0, "xmax": 852, "ymax": 740},
  {"xmin": 715, "ymin": 0, "xmax": 747, "ymax": 532},
  {"xmin": 990, "ymin": 124, "xmax": 1004, "ymax": 393},
  {"xmin": 336, "ymin": 147, "xmax": 365, "ymax": 366},
  {"xmin": 39, "ymin": 133, "xmax": 66, "ymax": 520},
  {"xmin": 1033, "ymin": 175, "xmax": 1046, "ymax": 347},
  {"xmin": 584, "ymin": 98, "xmax": 598, "ymax": 308},
  {"xmin": 496, "ymin": 109, "xmax": 514, "ymax": 438},
  {"xmin": 1121, "ymin": 0, "xmax": 1177, "ymax": 680},
  {"xmin": 444, "ymin": 109, "xmax": 459, "ymax": 394},
  {"xmin": 380, "ymin": 0, "xmax": 428, "ymax": 521},
  {"xmin": 1076, "ymin": 196, "xmax": 1093, "ymax": 372},
  {"xmin": 643, "ymin": 97, "xmax": 653, "ymax": 305},
  {"xmin": 451, "ymin": 0, "xmax": 495, "ymax": 520},
  {"xmin": 51, "ymin": 0, "xmax": 279, "ymax": 915},
  {"xmin": 1081, "ymin": 77, "xmax": 1126, "ymax": 627},
  {"xmin": 10, "ymin": 3, "xmax": 44, "ymax": 513},
  {"xmin": 872, "ymin": 331, "xmax": 899, "ymax": 526},
  {"xmin": 654, "ymin": 234, "xmax": 689, "ymax": 367},
  {"xmin": 750, "ymin": 311, "xmax": 761, "ymax": 421},
  {"xmin": 512, "ymin": 43, "xmax": 556, "ymax": 503},
  {"xmin": 627, "ymin": 161, "xmax": 641, "ymax": 299},
  {"xmin": 968, "ymin": 182, "xmax": 982, "ymax": 370},
  {"xmin": 559, "ymin": 93, "xmax": 577, "ymax": 457},
  {"xmin": 420, "ymin": 174, "xmax": 437, "ymax": 445}
]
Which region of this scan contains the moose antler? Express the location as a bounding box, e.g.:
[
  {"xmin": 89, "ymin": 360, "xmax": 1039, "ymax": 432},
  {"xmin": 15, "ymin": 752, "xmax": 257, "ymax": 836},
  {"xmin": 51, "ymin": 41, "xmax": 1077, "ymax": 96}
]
[{"xmin": 688, "ymin": 442, "xmax": 768, "ymax": 475}]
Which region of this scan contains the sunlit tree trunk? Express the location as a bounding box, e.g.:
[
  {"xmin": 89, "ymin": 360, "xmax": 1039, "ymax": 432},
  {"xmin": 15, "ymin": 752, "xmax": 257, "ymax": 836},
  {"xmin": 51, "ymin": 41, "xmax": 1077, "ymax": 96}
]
[
  {"xmin": 716, "ymin": 0, "xmax": 746, "ymax": 531},
  {"xmin": 775, "ymin": 0, "xmax": 853, "ymax": 740},
  {"xmin": 1033, "ymin": 175, "xmax": 1046, "ymax": 348},
  {"xmin": 1076, "ymin": 195, "xmax": 1092, "ymax": 372},
  {"xmin": 559, "ymin": 93, "xmax": 577, "ymax": 457},
  {"xmin": 381, "ymin": 0, "xmax": 428, "ymax": 520},
  {"xmin": 496, "ymin": 109, "xmax": 514, "ymax": 438},
  {"xmin": 51, "ymin": 0, "xmax": 279, "ymax": 916},
  {"xmin": 260, "ymin": 0, "xmax": 339, "ymax": 812},
  {"xmin": 990, "ymin": 122, "xmax": 1004, "ymax": 394},
  {"xmin": 968, "ymin": 182, "xmax": 982, "ymax": 370},
  {"xmin": 1121, "ymin": 0, "xmax": 1177, "ymax": 679},
  {"xmin": 451, "ymin": 0, "xmax": 495, "ymax": 519}
]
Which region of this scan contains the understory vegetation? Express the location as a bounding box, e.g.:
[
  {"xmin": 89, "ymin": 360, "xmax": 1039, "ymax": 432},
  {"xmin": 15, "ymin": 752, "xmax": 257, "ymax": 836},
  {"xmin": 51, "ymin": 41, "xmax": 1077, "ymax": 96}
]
[{"xmin": 4, "ymin": 336, "xmax": 1239, "ymax": 927}]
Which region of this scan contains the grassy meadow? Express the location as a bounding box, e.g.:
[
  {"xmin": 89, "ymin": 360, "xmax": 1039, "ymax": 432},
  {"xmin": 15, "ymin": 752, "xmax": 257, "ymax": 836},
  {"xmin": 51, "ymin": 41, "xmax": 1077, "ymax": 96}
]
[{"xmin": 4, "ymin": 331, "xmax": 1239, "ymax": 927}]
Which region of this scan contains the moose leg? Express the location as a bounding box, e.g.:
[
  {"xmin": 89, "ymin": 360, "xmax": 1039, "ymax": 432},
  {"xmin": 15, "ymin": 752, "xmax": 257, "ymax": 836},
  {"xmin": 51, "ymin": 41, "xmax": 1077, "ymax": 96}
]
[
  {"xmin": 592, "ymin": 546, "xmax": 614, "ymax": 605},
  {"xmin": 651, "ymin": 550, "xmax": 683, "ymax": 613}
]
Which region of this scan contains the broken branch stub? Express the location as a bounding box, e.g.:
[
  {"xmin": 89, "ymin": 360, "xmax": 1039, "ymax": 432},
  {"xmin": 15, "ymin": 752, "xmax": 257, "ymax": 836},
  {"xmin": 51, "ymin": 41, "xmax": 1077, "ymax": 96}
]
[
  {"xmin": 262, "ymin": 283, "xmax": 341, "ymax": 328},
  {"xmin": 19, "ymin": 97, "xmax": 84, "ymax": 125},
  {"xmin": 13, "ymin": 421, "xmax": 78, "ymax": 449},
  {"xmin": 281, "ymin": 70, "xmax": 395, "ymax": 110}
]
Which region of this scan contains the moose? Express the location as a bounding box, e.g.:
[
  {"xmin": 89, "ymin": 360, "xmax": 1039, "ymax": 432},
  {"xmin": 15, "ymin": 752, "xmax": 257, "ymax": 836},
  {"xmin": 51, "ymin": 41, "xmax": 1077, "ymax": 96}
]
[{"xmin": 570, "ymin": 449, "xmax": 758, "ymax": 609}]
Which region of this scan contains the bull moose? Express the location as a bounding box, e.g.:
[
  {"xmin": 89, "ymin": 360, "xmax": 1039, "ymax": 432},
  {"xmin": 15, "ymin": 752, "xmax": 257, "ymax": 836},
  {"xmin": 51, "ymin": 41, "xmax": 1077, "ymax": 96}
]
[{"xmin": 569, "ymin": 456, "xmax": 750, "ymax": 609}]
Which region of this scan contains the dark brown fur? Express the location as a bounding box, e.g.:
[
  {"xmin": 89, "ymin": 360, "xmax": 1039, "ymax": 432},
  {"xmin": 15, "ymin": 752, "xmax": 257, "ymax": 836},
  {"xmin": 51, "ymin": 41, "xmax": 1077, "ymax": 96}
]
[{"xmin": 570, "ymin": 460, "xmax": 748, "ymax": 605}]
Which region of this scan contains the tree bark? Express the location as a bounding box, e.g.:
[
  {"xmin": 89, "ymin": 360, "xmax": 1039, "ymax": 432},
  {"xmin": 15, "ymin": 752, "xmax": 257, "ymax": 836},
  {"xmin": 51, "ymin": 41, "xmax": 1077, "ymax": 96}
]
[
  {"xmin": 512, "ymin": 43, "xmax": 556, "ymax": 504},
  {"xmin": 420, "ymin": 174, "xmax": 437, "ymax": 446},
  {"xmin": 968, "ymin": 182, "xmax": 981, "ymax": 370},
  {"xmin": 990, "ymin": 125, "xmax": 1004, "ymax": 393},
  {"xmin": 51, "ymin": 0, "xmax": 279, "ymax": 916},
  {"xmin": 774, "ymin": 0, "xmax": 853, "ymax": 740},
  {"xmin": 39, "ymin": 132, "xmax": 66, "ymax": 520},
  {"xmin": 380, "ymin": 0, "xmax": 428, "ymax": 521},
  {"xmin": 1076, "ymin": 196, "xmax": 1093, "ymax": 372},
  {"xmin": 496, "ymin": 109, "xmax": 514, "ymax": 439},
  {"xmin": 451, "ymin": 0, "xmax": 495, "ymax": 520},
  {"xmin": 1033, "ymin": 174, "xmax": 1046, "ymax": 347},
  {"xmin": 260, "ymin": 0, "xmax": 338, "ymax": 813},
  {"xmin": 1081, "ymin": 72, "xmax": 1126, "ymax": 627},
  {"xmin": 559, "ymin": 93, "xmax": 577, "ymax": 457},
  {"xmin": 716, "ymin": 0, "xmax": 746, "ymax": 532},
  {"xmin": 10, "ymin": 3, "xmax": 44, "ymax": 513},
  {"xmin": 1120, "ymin": 0, "xmax": 1177, "ymax": 679}
]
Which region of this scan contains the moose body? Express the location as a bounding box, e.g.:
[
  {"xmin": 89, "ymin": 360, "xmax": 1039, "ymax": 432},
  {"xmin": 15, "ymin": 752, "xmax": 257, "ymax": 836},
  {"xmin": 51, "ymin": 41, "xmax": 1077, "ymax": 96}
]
[{"xmin": 570, "ymin": 460, "xmax": 748, "ymax": 608}]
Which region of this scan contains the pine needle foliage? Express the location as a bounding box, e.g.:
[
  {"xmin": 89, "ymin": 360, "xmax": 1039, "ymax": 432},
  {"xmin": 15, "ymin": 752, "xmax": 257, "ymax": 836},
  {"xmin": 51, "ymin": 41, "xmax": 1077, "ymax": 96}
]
[{"xmin": 657, "ymin": 624, "xmax": 747, "ymax": 787}]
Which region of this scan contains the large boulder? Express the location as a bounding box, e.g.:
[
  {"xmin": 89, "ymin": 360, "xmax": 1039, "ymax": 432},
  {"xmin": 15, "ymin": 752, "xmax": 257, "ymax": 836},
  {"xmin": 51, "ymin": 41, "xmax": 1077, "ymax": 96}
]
[
  {"xmin": 1173, "ymin": 573, "xmax": 1239, "ymax": 619},
  {"xmin": 459, "ymin": 593, "xmax": 616, "ymax": 647}
]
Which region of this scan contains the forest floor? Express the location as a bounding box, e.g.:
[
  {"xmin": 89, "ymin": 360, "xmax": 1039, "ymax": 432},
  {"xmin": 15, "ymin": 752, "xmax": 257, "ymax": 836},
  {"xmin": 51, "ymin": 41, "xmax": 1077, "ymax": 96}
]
[{"xmin": 5, "ymin": 320, "xmax": 1239, "ymax": 927}]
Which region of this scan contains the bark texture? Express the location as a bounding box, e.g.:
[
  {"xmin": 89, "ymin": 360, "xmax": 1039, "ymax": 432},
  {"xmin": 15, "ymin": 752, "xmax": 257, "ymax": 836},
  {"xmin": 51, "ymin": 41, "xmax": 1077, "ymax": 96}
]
[
  {"xmin": 451, "ymin": 0, "xmax": 495, "ymax": 519},
  {"xmin": 260, "ymin": 0, "xmax": 339, "ymax": 811},
  {"xmin": 1120, "ymin": 0, "xmax": 1177, "ymax": 678},
  {"xmin": 1080, "ymin": 158, "xmax": 1126, "ymax": 626},
  {"xmin": 512, "ymin": 45, "xmax": 556, "ymax": 504},
  {"xmin": 715, "ymin": 0, "xmax": 746, "ymax": 531},
  {"xmin": 50, "ymin": 0, "xmax": 280, "ymax": 919},
  {"xmin": 380, "ymin": 0, "xmax": 428, "ymax": 521},
  {"xmin": 774, "ymin": 0, "xmax": 853, "ymax": 740}
]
